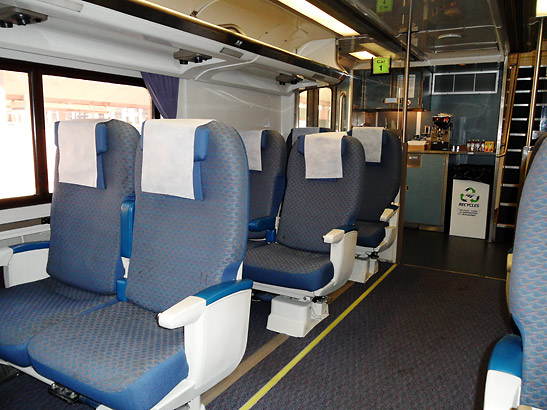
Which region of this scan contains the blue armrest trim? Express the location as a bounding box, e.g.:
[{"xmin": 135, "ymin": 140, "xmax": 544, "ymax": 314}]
[
  {"xmin": 387, "ymin": 204, "xmax": 399, "ymax": 211},
  {"xmin": 249, "ymin": 216, "xmax": 276, "ymax": 232},
  {"xmin": 120, "ymin": 197, "xmax": 135, "ymax": 258},
  {"xmin": 11, "ymin": 241, "xmax": 50, "ymax": 254},
  {"xmin": 194, "ymin": 279, "xmax": 253, "ymax": 305},
  {"xmin": 337, "ymin": 225, "xmax": 358, "ymax": 233},
  {"xmin": 116, "ymin": 279, "xmax": 127, "ymax": 302},
  {"xmin": 271, "ymin": 173, "xmax": 286, "ymax": 215},
  {"xmin": 488, "ymin": 334, "xmax": 523, "ymax": 378},
  {"xmin": 266, "ymin": 229, "xmax": 276, "ymax": 243},
  {"xmin": 260, "ymin": 130, "xmax": 268, "ymax": 148}
]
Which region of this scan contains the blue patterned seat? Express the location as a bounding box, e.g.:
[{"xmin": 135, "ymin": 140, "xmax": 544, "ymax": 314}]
[
  {"xmin": 243, "ymin": 134, "xmax": 366, "ymax": 336},
  {"xmin": 484, "ymin": 139, "xmax": 547, "ymax": 409},
  {"xmin": 247, "ymin": 130, "xmax": 287, "ymax": 247},
  {"xmin": 27, "ymin": 120, "xmax": 252, "ymax": 410},
  {"xmin": 0, "ymin": 119, "xmax": 139, "ymax": 367},
  {"xmin": 349, "ymin": 128, "xmax": 402, "ymax": 280}
]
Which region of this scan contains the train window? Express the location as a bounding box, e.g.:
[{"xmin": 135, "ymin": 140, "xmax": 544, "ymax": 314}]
[
  {"xmin": 318, "ymin": 87, "xmax": 332, "ymax": 128},
  {"xmin": 0, "ymin": 58, "xmax": 152, "ymax": 209},
  {"xmin": 0, "ymin": 70, "xmax": 36, "ymax": 200},
  {"xmin": 42, "ymin": 76, "xmax": 152, "ymax": 192},
  {"xmin": 298, "ymin": 90, "xmax": 307, "ymax": 127}
]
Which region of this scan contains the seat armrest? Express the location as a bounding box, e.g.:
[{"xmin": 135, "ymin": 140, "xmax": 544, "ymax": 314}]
[
  {"xmin": 158, "ymin": 280, "xmax": 253, "ymax": 329},
  {"xmin": 323, "ymin": 229, "xmax": 344, "ymax": 244},
  {"xmin": 0, "ymin": 247, "xmax": 14, "ymax": 266},
  {"xmin": 11, "ymin": 241, "xmax": 50, "ymax": 254},
  {"xmin": 488, "ymin": 334, "xmax": 523, "ymax": 377},
  {"xmin": 248, "ymin": 216, "xmax": 276, "ymax": 232},
  {"xmin": 380, "ymin": 206, "xmax": 398, "ymax": 222},
  {"xmin": 158, "ymin": 296, "xmax": 206, "ymax": 329}
]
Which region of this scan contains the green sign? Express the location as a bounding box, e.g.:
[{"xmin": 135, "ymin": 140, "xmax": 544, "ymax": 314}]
[
  {"xmin": 372, "ymin": 57, "xmax": 390, "ymax": 75},
  {"xmin": 376, "ymin": 0, "xmax": 393, "ymax": 13}
]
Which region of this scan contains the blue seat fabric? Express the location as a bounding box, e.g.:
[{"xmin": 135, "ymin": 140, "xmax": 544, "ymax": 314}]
[
  {"xmin": 355, "ymin": 220, "xmax": 388, "ymax": 248},
  {"xmin": 243, "ymin": 135, "xmax": 365, "ymax": 291},
  {"xmin": 508, "ymin": 140, "xmax": 547, "ymax": 408},
  {"xmin": 29, "ymin": 302, "xmax": 187, "ymax": 410},
  {"xmin": 0, "ymin": 278, "xmax": 115, "ymax": 367},
  {"xmin": 248, "ymin": 130, "xmax": 286, "ymax": 239},
  {"xmin": 276, "ymin": 136, "xmax": 365, "ymax": 254},
  {"xmin": 244, "ymin": 243, "xmax": 333, "ymax": 292},
  {"xmin": 27, "ymin": 121, "xmax": 249, "ymax": 410},
  {"xmin": 351, "ymin": 129, "xmax": 401, "ymax": 247},
  {"xmin": 0, "ymin": 119, "xmax": 139, "ymax": 367}
]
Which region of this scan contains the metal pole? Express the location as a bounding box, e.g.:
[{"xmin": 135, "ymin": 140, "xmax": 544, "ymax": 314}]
[
  {"xmin": 396, "ymin": 0, "xmax": 412, "ymax": 263},
  {"xmin": 402, "ymin": 0, "xmax": 413, "ymax": 143},
  {"xmin": 527, "ymin": 18, "xmax": 544, "ymax": 146}
]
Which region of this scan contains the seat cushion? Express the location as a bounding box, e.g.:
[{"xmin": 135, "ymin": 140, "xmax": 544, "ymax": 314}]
[
  {"xmin": 0, "ymin": 278, "xmax": 116, "ymax": 367},
  {"xmin": 356, "ymin": 220, "xmax": 388, "ymax": 248},
  {"xmin": 243, "ymin": 243, "xmax": 333, "ymax": 292},
  {"xmin": 27, "ymin": 302, "xmax": 187, "ymax": 410}
]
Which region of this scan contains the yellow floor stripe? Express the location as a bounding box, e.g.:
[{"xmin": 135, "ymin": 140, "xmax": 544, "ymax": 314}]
[
  {"xmin": 239, "ymin": 263, "xmax": 397, "ymax": 410},
  {"xmin": 403, "ymin": 263, "xmax": 507, "ymax": 282}
]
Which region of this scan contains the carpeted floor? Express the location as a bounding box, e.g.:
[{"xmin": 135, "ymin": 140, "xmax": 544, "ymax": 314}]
[{"xmin": 207, "ymin": 264, "xmax": 511, "ymax": 410}]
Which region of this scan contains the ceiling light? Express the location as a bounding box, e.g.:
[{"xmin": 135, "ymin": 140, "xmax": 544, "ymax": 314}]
[
  {"xmin": 277, "ymin": 0, "xmax": 359, "ymax": 37},
  {"xmin": 438, "ymin": 33, "xmax": 462, "ymax": 40},
  {"xmin": 350, "ymin": 51, "xmax": 376, "ymax": 60},
  {"xmin": 537, "ymin": 0, "xmax": 547, "ymax": 16}
]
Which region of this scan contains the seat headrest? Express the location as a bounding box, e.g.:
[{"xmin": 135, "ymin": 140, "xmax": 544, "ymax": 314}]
[
  {"xmin": 141, "ymin": 119, "xmax": 211, "ymax": 200},
  {"xmin": 55, "ymin": 120, "xmax": 108, "ymax": 189},
  {"xmin": 239, "ymin": 129, "xmax": 267, "ymax": 171},
  {"xmin": 298, "ymin": 134, "xmax": 347, "ymax": 156},
  {"xmin": 350, "ymin": 127, "xmax": 384, "ymax": 163},
  {"xmin": 299, "ymin": 132, "xmax": 346, "ymax": 179}
]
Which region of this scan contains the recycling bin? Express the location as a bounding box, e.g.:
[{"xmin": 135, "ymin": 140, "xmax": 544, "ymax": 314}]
[{"xmin": 449, "ymin": 164, "xmax": 493, "ymax": 239}]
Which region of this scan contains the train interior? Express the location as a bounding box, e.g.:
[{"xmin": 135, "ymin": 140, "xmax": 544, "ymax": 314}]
[{"xmin": 0, "ymin": 0, "xmax": 545, "ymax": 409}]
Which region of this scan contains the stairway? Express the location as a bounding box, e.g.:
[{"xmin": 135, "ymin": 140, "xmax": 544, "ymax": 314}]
[{"xmin": 495, "ymin": 62, "xmax": 545, "ymax": 242}]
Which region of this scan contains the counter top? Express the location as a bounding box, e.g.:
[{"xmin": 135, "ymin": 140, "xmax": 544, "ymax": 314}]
[{"xmin": 407, "ymin": 150, "xmax": 496, "ymax": 155}]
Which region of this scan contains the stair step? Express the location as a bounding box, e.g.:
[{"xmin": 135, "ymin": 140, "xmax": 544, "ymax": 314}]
[
  {"xmin": 507, "ymin": 148, "xmax": 522, "ymax": 152},
  {"xmin": 509, "ymin": 133, "xmax": 526, "ymax": 136},
  {"xmin": 503, "ymin": 165, "xmax": 520, "ymax": 169},
  {"xmin": 500, "ymin": 202, "xmax": 518, "ymax": 207},
  {"xmin": 502, "ymin": 183, "xmax": 519, "ymax": 188}
]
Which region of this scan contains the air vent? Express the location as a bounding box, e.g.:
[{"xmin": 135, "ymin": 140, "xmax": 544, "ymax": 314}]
[
  {"xmin": 276, "ymin": 74, "xmax": 304, "ymax": 85},
  {"xmin": 433, "ymin": 71, "xmax": 498, "ymax": 95},
  {"xmin": 0, "ymin": 6, "xmax": 47, "ymax": 28}
]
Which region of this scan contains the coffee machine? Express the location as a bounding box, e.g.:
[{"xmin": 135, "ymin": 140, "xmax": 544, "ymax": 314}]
[{"xmin": 431, "ymin": 113, "xmax": 453, "ymax": 150}]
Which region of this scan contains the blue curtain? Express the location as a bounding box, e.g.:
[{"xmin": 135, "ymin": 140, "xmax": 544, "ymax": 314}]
[{"xmin": 141, "ymin": 72, "xmax": 179, "ymax": 119}]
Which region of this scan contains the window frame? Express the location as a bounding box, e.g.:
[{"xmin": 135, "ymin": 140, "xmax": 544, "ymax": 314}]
[
  {"xmin": 0, "ymin": 58, "xmax": 149, "ymax": 210},
  {"xmin": 296, "ymin": 85, "xmax": 335, "ymax": 129}
]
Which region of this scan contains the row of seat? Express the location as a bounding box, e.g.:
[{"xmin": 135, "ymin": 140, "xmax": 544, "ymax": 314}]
[
  {"xmin": 0, "ymin": 119, "xmax": 252, "ymax": 410},
  {"xmin": 0, "ymin": 119, "xmax": 402, "ymax": 408},
  {"xmin": 238, "ymin": 126, "xmax": 401, "ymax": 336}
]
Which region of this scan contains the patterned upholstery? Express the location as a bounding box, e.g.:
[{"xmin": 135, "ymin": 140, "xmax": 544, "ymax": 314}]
[
  {"xmin": 48, "ymin": 119, "xmax": 140, "ymax": 293},
  {"xmin": 0, "ymin": 119, "xmax": 138, "ymax": 367},
  {"xmin": 244, "ymin": 243, "xmax": 333, "ymax": 292},
  {"xmin": 509, "ymin": 140, "xmax": 547, "ymax": 408},
  {"xmin": 248, "ymin": 130, "xmax": 287, "ymax": 239},
  {"xmin": 126, "ymin": 121, "xmax": 249, "ymax": 312},
  {"xmin": 28, "ymin": 120, "xmax": 248, "ymax": 410},
  {"xmin": 355, "ymin": 220, "xmax": 389, "ymax": 248},
  {"xmin": 276, "ymin": 135, "xmax": 366, "ymax": 253},
  {"xmin": 0, "ymin": 278, "xmax": 115, "ymax": 366},
  {"xmin": 28, "ymin": 302, "xmax": 186, "ymax": 410},
  {"xmin": 356, "ymin": 129, "xmax": 402, "ymax": 222}
]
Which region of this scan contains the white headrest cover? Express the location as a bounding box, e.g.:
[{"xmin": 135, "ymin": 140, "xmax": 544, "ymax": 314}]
[
  {"xmin": 352, "ymin": 127, "xmax": 383, "ymax": 163},
  {"xmin": 141, "ymin": 119, "xmax": 212, "ymax": 199},
  {"xmin": 58, "ymin": 119, "xmax": 104, "ymax": 188},
  {"xmin": 304, "ymin": 132, "xmax": 345, "ymax": 179},
  {"xmin": 239, "ymin": 130, "xmax": 263, "ymax": 171}
]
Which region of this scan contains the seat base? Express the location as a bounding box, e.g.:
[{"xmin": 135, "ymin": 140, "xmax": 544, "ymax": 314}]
[
  {"xmin": 266, "ymin": 295, "xmax": 328, "ymax": 337},
  {"xmin": 349, "ymin": 256, "xmax": 378, "ymax": 283}
]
